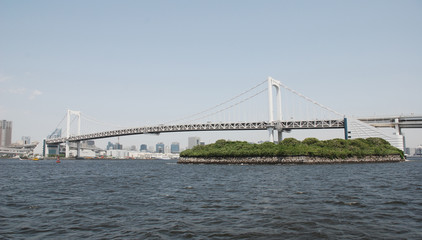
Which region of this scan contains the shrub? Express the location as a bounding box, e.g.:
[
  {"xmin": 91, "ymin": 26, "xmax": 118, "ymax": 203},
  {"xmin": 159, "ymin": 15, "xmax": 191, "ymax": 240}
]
[
  {"xmin": 302, "ymin": 138, "xmax": 320, "ymax": 145},
  {"xmin": 281, "ymin": 138, "xmax": 301, "ymax": 146}
]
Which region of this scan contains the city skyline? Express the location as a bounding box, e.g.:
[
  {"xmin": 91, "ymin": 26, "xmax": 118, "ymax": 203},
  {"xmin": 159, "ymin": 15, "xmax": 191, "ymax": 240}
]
[{"xmin": 1, "ymin": 1, "xmax": 421, "ymax": 148}]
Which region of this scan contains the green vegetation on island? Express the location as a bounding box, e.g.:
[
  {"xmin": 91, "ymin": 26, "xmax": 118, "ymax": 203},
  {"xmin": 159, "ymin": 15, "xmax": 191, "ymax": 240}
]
[{"xmin": 180, "ymin": 138, "xmax": 404, "ymax": 159}]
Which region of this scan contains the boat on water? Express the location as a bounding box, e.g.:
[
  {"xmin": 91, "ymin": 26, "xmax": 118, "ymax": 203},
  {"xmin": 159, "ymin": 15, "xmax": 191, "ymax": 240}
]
[
  {"xmin": 31, "ymin": 155, "xmax": 44, "ymax": 161},
  {"xmin": 12, "ymin": 155, "xmax": 22, "ymax": 160}
]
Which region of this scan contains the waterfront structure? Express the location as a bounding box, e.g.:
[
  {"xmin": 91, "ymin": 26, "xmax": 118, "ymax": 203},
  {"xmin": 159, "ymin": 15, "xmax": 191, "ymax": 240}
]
[
  {"xmin": 0, "ymin": 120, "xmax": 12, "ymax": 147},
  {"xmin": 156, "ymin": 142, "xmax": 165, "ymax": 153},
  {"xmin": 107, "ymin": 149, "xmax": 128, "ymax": 159},
  {"xmin": 140, "ymin": 144, "xmax": 147, "ymax": 152},
  {"xmin": 171, "ymin": 142, "xmax": 180, "ymax": 153},
  {"xmin": 188, "ymin": 137, "xmax": 200, "ymax": 149}
]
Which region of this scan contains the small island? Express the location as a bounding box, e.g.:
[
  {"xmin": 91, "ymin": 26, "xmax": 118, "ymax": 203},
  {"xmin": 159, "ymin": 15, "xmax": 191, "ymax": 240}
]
[{"xmin": 178, "ymin": 138, "xmax": 404, "ymax": 164}]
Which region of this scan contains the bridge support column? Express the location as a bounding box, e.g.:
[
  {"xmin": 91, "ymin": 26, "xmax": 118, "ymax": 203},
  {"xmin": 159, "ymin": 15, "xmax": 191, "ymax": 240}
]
[
  {"xmin": 394, "ymin": 118, "xmax": 401, "ymax": 135},
  {"xmin": 56, "ymin": 144, "xmax": 60, "ymax": 157},
  {"xmin": 65, "ymin": 141, "xmax": 70, "ymax": 158},
  {"xmin": 344, "ymin": 117, "xmax": 349, "ymax": 140},
  {"xmin": 268, "ymin": 127, "xmax": 275, "ymax": 143},
  {"xmin": 77, "ymin": 141, "xmax": 81, "ymax": 158},
  {"xmin": 394, "ymin": 118, "xmax": 405, "ymax": 151},
  {"xmin": 277, "ymin": 129, "xmax": 283, "ymax": 143},
  {"xmin": 43, "ymin": 139, "xmax": 47, "ymax": 158}
]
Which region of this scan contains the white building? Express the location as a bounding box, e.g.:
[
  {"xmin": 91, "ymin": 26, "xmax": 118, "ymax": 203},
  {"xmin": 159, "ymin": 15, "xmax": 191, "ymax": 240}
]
[
  {"xmin": 107, "ymin": 150, "xmax": 129, "ymax": 159},
  {"xmin": 188, "ymin": 137, "xmax": 200, "ymax": 149}
]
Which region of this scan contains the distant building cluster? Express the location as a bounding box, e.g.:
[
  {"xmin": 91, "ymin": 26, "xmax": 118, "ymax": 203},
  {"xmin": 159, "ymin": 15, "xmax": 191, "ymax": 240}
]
[
  {"xmin": 1, "ymin": 119, "xmax": 204, "ymax": 159},
  {"xmin": 1, "ymin": 119, "xmax": 210, "ymax": 159},
  {"xmin": 405, "ymin": 146, "xmax": 422, "ymax": 156},
  {"xmin": 103, "ymin": 141, "xmax": 182, "ymax": 155}
]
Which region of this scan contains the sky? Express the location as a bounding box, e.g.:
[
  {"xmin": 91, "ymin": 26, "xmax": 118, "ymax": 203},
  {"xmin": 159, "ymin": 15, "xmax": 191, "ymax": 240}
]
[{"xmin": 1, "ymin": 0, "xmax": 421, "ymax": 149}]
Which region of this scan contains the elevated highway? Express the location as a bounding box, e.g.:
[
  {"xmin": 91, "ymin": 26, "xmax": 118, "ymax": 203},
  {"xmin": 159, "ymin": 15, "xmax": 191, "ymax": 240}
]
[{"xmin": 359, "ymin": 116, "xmax": 422, "ymax": 129}]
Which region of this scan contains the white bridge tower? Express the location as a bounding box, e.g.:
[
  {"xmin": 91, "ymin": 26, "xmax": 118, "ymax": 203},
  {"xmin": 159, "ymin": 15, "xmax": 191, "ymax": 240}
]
[
  {"xmin": 66, "ymin": 109, "xmax": 81, "ymax": 158},
  {"xmin": 268, "ymin": 77, "xmax": 282, "ymax": 142}
]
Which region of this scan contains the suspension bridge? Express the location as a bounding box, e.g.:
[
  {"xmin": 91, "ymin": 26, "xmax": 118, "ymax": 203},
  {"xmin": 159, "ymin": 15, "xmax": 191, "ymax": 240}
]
[{"xmin": 45, "ymin": 77, "xmax": 417, "ymax": 158}]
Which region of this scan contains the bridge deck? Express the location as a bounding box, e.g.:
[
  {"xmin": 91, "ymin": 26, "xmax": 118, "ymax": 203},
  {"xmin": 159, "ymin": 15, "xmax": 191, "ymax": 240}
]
[
  {"xmin": 359, "ymin": 116, "xmax": 422, "ymax": 129},
  {"xmin": 46, "ymin": 119, "xmax": 345, "ymax": 144}
]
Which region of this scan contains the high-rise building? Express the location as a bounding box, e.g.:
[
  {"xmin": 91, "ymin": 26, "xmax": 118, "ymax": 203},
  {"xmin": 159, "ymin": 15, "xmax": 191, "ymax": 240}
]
[
  {"xmin": 22, "ymin": 136, "xmax": 31, "ymax": 145},
  {"xmin": 107, "ymin": 142, "xmax": 114, "ymax": 150},
  {"xmin": 188, "ymin": 137, "xmax": 200, "ymax": 149},
  {"xmin": 140, "ymin": 144, "xmax": 147, "ymax": 152},
  {"xmin": 0, "ymin": 120, "xmax": 12, "ymax": 147},
  {"xmin": 115, "ymin": 143, "xmax": 123, "ymax": 150},
  {"xmin": 171, "ymin": 142, "xmax": 180, "ymax": 153},
  {"xmin": 107, "ymin": 142, "xmax": 122, "ymax": 150},
  {"xmin": 156, "ymin": 142, "xmax": 165, "ymax": 153}
]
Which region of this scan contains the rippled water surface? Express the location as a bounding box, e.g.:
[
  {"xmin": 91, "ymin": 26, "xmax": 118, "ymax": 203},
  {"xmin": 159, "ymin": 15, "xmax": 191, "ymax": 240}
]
[{"xmin": 1, "ymin": 159, "xmax": 421, "ymax": 239}]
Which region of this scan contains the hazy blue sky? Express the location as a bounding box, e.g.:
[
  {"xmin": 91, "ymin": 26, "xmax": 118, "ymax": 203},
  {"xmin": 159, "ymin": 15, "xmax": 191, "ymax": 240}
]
[{"xmin": 1, "ymin": 0, "xmax": 421, "ymax": 149}]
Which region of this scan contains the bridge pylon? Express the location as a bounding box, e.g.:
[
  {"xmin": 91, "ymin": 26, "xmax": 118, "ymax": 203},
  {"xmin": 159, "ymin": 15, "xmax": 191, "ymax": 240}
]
[
  {"xmin": 65, "ymin": 109, "xmax": 81, "ymax": 158},
  {"xmin": 268, "ymin": 77, "xmax": 282, "ymax": 142}
]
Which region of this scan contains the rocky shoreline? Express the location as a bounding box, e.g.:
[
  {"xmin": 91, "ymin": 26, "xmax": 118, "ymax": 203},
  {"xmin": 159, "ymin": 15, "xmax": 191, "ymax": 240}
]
[{"xmin": 178, "ymin": 155, "xmax": 404, "ymax": 164}]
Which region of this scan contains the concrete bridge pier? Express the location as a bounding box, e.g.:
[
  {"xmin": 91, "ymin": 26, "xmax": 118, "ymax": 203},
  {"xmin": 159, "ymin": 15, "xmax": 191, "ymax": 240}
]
[
  {"xmin": 268, "ymin": 127, "xmax": 275, "ymax": 143},
  {"xmin": 394, "ymin": 118, "xmax": 403, "ymax": 136},
  {"xmin": 77, "ymin": 141, "xmax": 81, "ymax": 158},
  {"xmin": 394, "ymin": 118, "xmax": 405, "ymax": 151},
  {"xmin": 277, "ymin": 129, "xmax": 283, "ymax": 143},
  {"xmin": 65, "ymin": 141, "xmax": 70, "ymax": 158},
  {"xmin": 268, "ymin": 126, "xmax": 283, "ymax": 143}
]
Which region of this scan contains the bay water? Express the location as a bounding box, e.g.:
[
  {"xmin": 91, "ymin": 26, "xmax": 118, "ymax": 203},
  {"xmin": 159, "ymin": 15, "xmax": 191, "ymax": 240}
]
[{"xmin": 1, "ymin": 158, "xmax": 421, "ymax": 239}]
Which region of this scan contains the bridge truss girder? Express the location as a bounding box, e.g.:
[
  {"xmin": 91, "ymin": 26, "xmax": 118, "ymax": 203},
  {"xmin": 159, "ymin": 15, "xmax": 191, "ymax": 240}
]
[{"xmin": 45, "ymin": 119, "xmax": 345, "ymax": 144}]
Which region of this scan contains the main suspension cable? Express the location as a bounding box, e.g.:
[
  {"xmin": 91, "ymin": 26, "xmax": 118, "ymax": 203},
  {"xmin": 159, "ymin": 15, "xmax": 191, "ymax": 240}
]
[
  {"xmin": 164, "ymin": 79, "xmax": 267, "ymax": 124},
  {"xmin": 190, "ymin": 88, "xmax": 267, "ymax": 122},
  {"xmin": 275, "ymin": 79, "xmax": 344, "ymax": 117},
  {"xmin": 49, "ymin": 113, "xmax": 67, "ymax": 137},
  {"xmin": 81, "ymin": 113, "xmax": 129, "ymax": 129}
]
